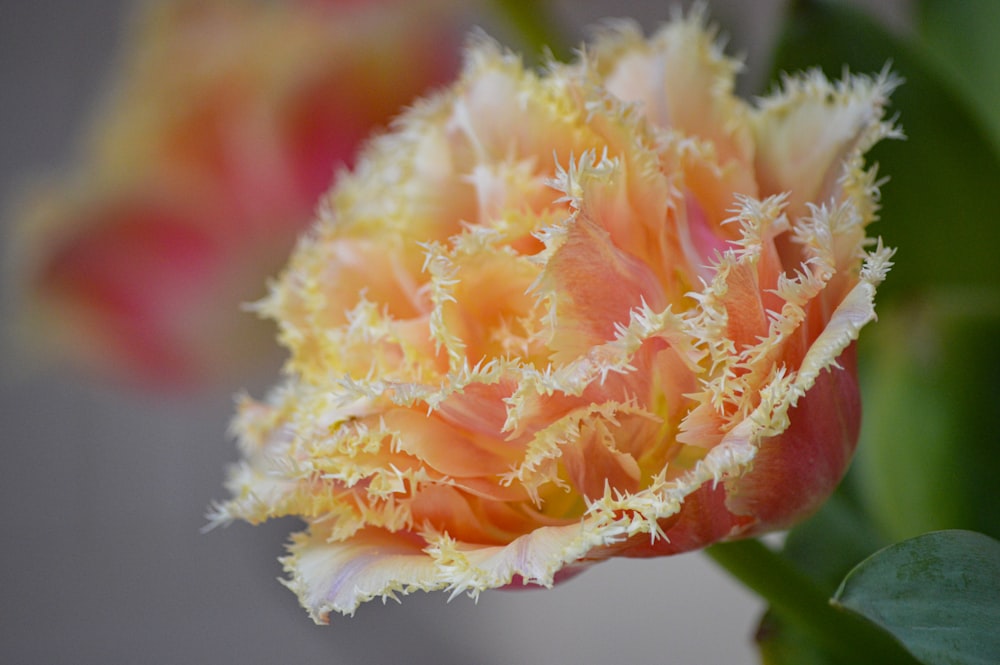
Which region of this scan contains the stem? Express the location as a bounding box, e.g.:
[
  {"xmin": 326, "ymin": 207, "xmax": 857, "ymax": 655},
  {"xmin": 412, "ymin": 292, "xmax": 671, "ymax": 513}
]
[
  {"xmin": 705, "ymin": 539, "xmax": 920, "ymax": 664},
  {"xmin": 488, "ymin": 0, "xmax": 572, "ymax": 63}
]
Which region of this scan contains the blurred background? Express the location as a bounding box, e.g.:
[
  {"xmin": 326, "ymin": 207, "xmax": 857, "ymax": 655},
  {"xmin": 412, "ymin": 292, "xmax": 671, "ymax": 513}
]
[{"xmin": 3, "ymin": 1, "xmax": 970, "ymax": 663}]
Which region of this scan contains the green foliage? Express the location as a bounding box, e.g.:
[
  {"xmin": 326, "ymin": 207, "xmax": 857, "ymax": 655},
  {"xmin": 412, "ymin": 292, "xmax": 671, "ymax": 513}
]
[
  {"xmin": 918, "ymin": 0, "xmax": 1000, "ymax": 154},
  {"xmin": 754, "ymin": 490, "xmax": 890, "ymax": 665},
  {"xmin": 755, "ymin": 609, "xmax": 845, "ymax": 665},
  {"xmin": 857, "ymin": 291, "xmax": 1000, "ymax": 542},
  {"xmin": 833, "ymin": 530, "xmax": 1000, "ymax": 665},
  {"xmin": 708, "ymin": 538, "xmax": 920, "ymax": 665}
]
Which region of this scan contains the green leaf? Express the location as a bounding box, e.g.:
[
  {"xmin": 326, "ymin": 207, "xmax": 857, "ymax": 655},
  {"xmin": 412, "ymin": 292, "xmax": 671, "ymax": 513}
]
[
  {"xmin": 769, "ymin": 0, "xmax": 1000, "ymax": 297},
  {"xmin": 855, "ymin": 290, "xmax": 1000, "ymax": 543},
  {"xmin": 918, "ymin": 0, "xmax": 1000, "ymax": 154},
  {"xmin": 833, "ymin": 530, "xmax": 1000, "ymax": 665},
  {"xmin": 708, "ymin": 539, "xmax": 921, "ymax": 665}
]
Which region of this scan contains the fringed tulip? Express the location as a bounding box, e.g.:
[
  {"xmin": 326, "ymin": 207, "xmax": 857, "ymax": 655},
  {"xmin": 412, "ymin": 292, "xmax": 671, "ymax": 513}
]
[{"xmin": 210, "ymin": 10, "xmax": 898, "ymax": 621}]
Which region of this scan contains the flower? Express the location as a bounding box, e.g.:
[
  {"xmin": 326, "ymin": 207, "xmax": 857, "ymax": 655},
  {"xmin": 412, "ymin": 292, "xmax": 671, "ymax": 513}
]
[
  {"xmin": 14, "ymin": 0, "xmax": 462, "ymax": 388},
  {"xmin": 210, "ymin": 10, "xmax": 898, "ymax": 622}
]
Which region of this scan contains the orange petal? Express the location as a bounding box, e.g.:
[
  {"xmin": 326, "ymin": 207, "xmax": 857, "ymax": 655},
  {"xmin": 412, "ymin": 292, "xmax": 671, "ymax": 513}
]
[
  {"xmin": 383, "ymin": 408, "xmax": 519, "ymax": 478},
  {"xmin": 541, "ymin": 216, "xmax": 667, "ymax": 361}
]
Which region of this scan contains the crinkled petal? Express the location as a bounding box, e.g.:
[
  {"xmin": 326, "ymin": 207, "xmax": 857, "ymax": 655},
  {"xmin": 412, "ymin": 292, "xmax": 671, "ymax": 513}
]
[
  {"xmin": 753, "ymin": 69, "xmax": 900, "ymax": 216},
  {"xmin": 283, "ymin": 526, "xmax": 441, "ymax": 622}
]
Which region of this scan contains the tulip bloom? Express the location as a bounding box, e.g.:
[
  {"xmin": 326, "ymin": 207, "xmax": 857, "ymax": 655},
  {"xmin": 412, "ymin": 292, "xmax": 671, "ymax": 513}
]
[
  {"xmin": 211, "ymin": 11, "xmax": 897, "ymax": 622},
  {"xmin": 17, "ymin": 0, "xmax": 461, "ymax": 388}
]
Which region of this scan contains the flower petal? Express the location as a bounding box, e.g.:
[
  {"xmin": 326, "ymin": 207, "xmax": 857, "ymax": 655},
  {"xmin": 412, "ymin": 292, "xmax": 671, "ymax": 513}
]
[
  {"xmin": 754, "ymin": 69, "xmax": 900, "ymax": 216},
  {"xmin": 540, "ymin": 216, "xmax": 667, "ymax": 361},
  {"xmin": 283, "ymin": 526, "xmax": 440, "ymax": 622}
]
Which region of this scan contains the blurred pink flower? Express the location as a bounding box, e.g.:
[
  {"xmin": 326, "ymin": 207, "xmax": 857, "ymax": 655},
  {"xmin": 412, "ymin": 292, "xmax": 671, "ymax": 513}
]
[
  {"xmin": 210, "ymin": 11, "xmax": 898, "ymax": 621},
  {"xmin": 16, "ymin": 0, "xmax": 462, "ymax": 388}
]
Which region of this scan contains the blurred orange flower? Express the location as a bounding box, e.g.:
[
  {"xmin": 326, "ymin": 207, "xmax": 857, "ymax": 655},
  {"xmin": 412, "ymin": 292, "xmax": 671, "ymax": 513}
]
[
  {"xmin": 15, "ymin": 0, "xmax": 462, "ymax": 388},
  {"xmin": 210, "ymin": 11, "xmax": 898, "ymax": 621}
]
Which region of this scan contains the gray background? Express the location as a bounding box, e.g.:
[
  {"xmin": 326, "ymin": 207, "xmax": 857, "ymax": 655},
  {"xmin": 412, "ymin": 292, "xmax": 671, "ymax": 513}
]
[{"xmin": 0, "ymin": 1, "xmax": 906, "ymax": 663}]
